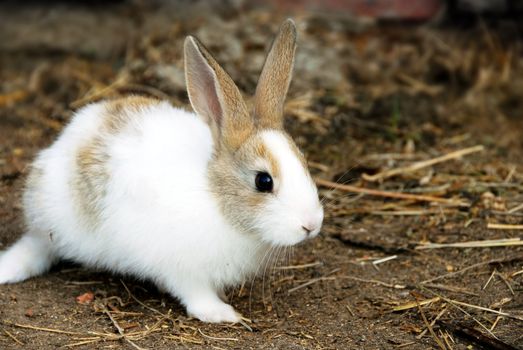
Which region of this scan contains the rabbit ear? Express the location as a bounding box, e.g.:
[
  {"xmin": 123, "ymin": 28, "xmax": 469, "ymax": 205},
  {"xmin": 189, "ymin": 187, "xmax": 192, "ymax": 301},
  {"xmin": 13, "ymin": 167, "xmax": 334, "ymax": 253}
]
[
  {"xmin": 254, "ymin": 19, "xmax": 297, "ymax": 129},
  {"xmin": 184, "ymin": 36, "xmax": 253, "ymax": 151}
]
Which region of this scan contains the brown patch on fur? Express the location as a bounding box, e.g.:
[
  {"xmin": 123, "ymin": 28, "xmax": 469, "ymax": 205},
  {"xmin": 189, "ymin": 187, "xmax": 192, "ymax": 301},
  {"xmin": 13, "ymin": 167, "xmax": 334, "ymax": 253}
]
[
  {"xmin": 207, "ymin": 133, "xmax": 283, "ymax": 234},
  {"xmin": 103, "ymin": 96, "xmax": 160, "ymax": 134},
  {"xmin": 25, "ymin": 164, "xmax": 44, "ymax": 190},
  {"xmin": 246, "ymin": 137, "xmax": 281, "ymax": 180},
  {"xmin": 74, "ymin": 137, "xmax": 110, "ymax": 225},
  {"xmin": 73, "ymin": 96, "xmax": 160, "ymax": 225},
  {"xmin": 208, "ymin": 155, "xmax": 263, "ymax": 234}
]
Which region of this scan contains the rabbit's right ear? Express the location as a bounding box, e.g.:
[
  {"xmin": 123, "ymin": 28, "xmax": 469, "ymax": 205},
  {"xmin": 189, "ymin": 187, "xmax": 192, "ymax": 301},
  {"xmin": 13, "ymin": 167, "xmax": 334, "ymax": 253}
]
[
  {"xmin": 184, "ymin": 36, "xmax": 253, "ymax": 152},
  {"xmin": 254, "ymin": 19, "xmax": 297, "ymax": 129}
]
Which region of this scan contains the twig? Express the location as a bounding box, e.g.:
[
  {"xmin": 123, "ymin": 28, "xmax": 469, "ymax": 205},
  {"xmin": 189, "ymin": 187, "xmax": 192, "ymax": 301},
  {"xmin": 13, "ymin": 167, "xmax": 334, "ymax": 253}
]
[
  {"xmin": 7, "ymin": 322, "xmax": 121, "ymax": 343},
  {"xmin": 340, "ymin": 276, "xmax": 406, "ymax": 289},
  {"xmin": 445, "ymin": 329, "xmax": 455, "ymax": 345},
  {"xmin": 416, "ymin": 238, "xmax": 523, "ymax": 249},
  {"xmin": 10, "ymin": 323, "xmax": 84, "ymax": 335},
  {"xmin": 396, "ymin": 73, "xmax": 443, "ymax": 96},
  {"xmin": 393, "ymin": 297, "xmax": 440, "ymax": 312},
  {"xmin": 363, "ymin": 152, "xmax": 423, "ymax": 161},
  {"xmin": 308, "ymin": 161, "xmax": 329, "ymax": 172},
  {"xmin": 288, "ymin": 268, "xmax": 340, "ymax": 294},
  {"xmin": 490, "ymin": 315, "xmax": 503, "ymax": 331},
  {"xmin": 121, "ymin": 280, "xmax": 167, "ymax": 317},
  {"xmin": 65, "ymin": 281, "xmax": 104, "ymax": 285},
  {"xmin": 164, "ymin": 334, "xmax": 203, "ymax": 344},
  {"xmin": 345, "ymin": 304, "xmax": 355, "ymax": 317},
  {"xmin": 287, "ymin": 277, "xmax": 335, "ymax": 294},
  {"xmin": 197, "ymin": 329, "xmax": 238, "ymax": 341},
  {"xmin": 0, "ymin": 90, "xmax": 29, "ymax": 108},
  {"xmin": 63, "ymin": 338, "xmax": 101, "ymax": 348},
  {"xmin": 423, "ymin": 283, "xmax": 478, "ymax": 297},
  {"xmin": 315, "ymin": 178, "xmax": 468, "ymax": 207},
  {"xmin": 487, "ymin": 223, "xmax": 523, "ymax": 230},
  {"xmin": 421, "ymin": 255, "xmax": 523, "ymax": 284},
  {"xmin": 4, "ymin": 330, "xmax": 24, "ymax": 345},
  {"xmin": 417, "ymin": 306, "xmax": 448, "ymax": 339},
  {"xmin": 440, "ymin": 330, "xmax": 454, "ymax": 350},
  {"xmin": 412, "ymin": 293, "xmax": 446, "ymax": 350},
  {"xmin": 504, "ymin": 165, "xmax": 516, "ymax": 183},
  {"xmin": 368, "ymin": 209, "xmax": 451, "ymax": 216},
  {"xmin": 102, "ymin": 306, "xmax": 145, "ymax": 350},
  {"xmin": 362, "ymin": 145, "xmax": 484, "ymax": 182},
  {"xmin": 405, "ymin": 184, "xmax": 451, "ymax": 194},
  {"xmin": 490, "ymin": 297, "xmax": 512, "ymax": 309},
  {"xmin": 372, "ymin": 255, "xmax": 398, "ymax": 266},
  {"xmin": 420, "ymin": 287, "xmax": 499, "ymax": 339},
  {"xmin": 508, "ymin": 203, "xmax": 523, "ymax": 214},
  {"xmin": 424, "ymin": 291, "xmax": 523, "ymax": 321},
  {"xmin": 275, "ymin": 261, "xmax": 322, "ymax": 270},
  {"xmin": 483, "ymin": 269, "xmax": 497, "ymax": 290},
  {"xmin": 396, "ymin": 341, "xmax": 416, "ymax": 348},
  {"xmin": 494, "ymin": 211, "xmax": 523, "ymax": 217},
  {"xmin": 495, "ymin": 272, "xmax": 515, "ymax": 296},
  {"xmin": 140, "ymin": 310, "xmax": 171, "ymax": 338},
  {"xmin": 70, "ymin": 75, "xmax": 126, "ymax": 108},
  {"xmin": 438, "ymin": 321, "xmax": 519, "ymax": 350},
  {"xmin": 473, "ymin": 182, "xmax": 523, "ymax": 190}
]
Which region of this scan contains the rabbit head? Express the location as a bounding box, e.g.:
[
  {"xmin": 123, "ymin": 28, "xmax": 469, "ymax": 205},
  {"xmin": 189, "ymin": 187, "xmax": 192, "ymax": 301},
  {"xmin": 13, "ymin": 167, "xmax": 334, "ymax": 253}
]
[{"xmin": 185, "ymin": 19, "xmax": 323, "ymax": 247}]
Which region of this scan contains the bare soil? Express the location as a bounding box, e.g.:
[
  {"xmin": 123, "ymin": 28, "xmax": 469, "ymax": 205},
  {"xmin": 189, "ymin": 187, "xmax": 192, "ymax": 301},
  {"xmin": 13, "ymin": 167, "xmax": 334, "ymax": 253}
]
[{"xmin": 1, "ymin": 2, "xmax": 522, "ymax": 349}]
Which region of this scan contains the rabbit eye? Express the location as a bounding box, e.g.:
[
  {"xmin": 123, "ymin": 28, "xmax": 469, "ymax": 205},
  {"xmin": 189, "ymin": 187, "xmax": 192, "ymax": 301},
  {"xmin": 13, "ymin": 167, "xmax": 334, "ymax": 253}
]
[{"xmin": 255, "ymin": 172, "xmax": 273, "ymax": 193}]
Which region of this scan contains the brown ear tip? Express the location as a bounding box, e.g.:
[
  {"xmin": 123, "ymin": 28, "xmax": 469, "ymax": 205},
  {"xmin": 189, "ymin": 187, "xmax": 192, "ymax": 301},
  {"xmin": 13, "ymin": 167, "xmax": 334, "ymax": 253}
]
[
  {"xmin": 281, "ymin": 18, "xmax": 297, "ymax": 35},
  {"xmin": 283, "ymin": 18, "xmax": 296, "ymax": 27}
]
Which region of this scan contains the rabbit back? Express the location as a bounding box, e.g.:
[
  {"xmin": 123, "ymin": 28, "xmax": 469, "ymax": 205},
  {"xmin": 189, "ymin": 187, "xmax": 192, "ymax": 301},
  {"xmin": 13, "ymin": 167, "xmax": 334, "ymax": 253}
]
[{"xmin": 24, "ymin": 97, "xmax": 262, "ymax": 286}]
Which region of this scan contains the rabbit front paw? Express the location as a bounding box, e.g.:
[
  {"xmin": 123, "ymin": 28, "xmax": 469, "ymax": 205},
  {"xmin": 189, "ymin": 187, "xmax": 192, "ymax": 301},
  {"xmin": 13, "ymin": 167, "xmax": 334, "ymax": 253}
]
[{"xmin": 187, "ymin": 300, "xmax": 240, "ymax": 323}]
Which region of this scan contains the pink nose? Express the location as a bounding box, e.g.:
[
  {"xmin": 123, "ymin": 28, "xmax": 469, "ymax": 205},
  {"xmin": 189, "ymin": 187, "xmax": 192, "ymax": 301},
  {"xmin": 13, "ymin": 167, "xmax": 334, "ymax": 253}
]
[
  {"xmin": 301, "ymin": 208, "xmax": 324, "ymax": 236},
  {"xmin": 301, "ymin": 219, "xmax": 322, "ymax": 236},
  {"xmin": 302, "ymin": 225, "xmax": 314, "ymax": 235}
]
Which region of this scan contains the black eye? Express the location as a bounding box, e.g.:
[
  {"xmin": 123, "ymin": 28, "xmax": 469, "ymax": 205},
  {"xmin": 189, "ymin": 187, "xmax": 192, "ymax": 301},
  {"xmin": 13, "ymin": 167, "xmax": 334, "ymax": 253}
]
[{"xmin": 255, "ymin": 172, "xmax": 273, "ymax": 193}]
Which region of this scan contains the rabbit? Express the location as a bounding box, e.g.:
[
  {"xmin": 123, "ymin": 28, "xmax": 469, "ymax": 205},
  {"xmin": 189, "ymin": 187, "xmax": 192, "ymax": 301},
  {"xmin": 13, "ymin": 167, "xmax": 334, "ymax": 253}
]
[{"xmin": 0, "ymin": 19, "xmax": 323, "ymax": 323}]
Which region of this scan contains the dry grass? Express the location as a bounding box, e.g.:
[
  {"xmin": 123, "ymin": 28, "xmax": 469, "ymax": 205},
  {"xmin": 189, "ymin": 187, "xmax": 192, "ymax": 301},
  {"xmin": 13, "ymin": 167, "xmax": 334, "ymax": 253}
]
[{"xmin": 1, "ymin": 3, "xmax": 522, "ymax": 349}]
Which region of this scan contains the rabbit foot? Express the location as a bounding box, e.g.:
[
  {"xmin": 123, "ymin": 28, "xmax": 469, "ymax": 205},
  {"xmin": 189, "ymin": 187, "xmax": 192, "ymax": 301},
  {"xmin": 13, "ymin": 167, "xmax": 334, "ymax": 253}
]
[{"xmin": 187, "ymin": 300, "xmax": 240, "ymax": 323}]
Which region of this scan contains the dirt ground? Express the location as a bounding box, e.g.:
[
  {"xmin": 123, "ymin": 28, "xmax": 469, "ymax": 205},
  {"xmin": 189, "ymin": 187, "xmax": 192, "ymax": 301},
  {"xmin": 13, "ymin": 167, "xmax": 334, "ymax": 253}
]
[{"xmin": 1, "ymin": 2, "xmax": 522, "ymax": 349}]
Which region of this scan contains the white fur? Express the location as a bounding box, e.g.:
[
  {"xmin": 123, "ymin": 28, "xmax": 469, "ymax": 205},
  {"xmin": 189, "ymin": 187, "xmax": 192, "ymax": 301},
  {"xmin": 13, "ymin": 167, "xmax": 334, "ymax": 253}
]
[
  {"xmin": 257, "ymin": 130, "xmax": 324, "ymax": 246},
  {"xmin": 0, "ymin": 21, "xmax": 323, "ymax": 323},
  {"xmin": 0, "ymin": 102, "xmax": 271, "ymax": 323}
]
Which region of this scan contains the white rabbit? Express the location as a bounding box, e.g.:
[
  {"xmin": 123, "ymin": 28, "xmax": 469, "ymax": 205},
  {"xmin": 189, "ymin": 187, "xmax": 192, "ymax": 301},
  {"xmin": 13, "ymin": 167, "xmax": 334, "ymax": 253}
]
[{"xmin": 0, "ymin": 19, "xmax": 323, "ymax": 323}]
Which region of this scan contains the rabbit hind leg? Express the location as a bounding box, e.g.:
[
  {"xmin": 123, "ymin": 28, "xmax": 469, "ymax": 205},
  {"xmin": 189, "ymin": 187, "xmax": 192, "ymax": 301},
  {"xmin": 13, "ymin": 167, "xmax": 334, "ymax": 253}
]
[{"xmin": 0, "ymin": 231, "xmax": 55, "ymax": 284}]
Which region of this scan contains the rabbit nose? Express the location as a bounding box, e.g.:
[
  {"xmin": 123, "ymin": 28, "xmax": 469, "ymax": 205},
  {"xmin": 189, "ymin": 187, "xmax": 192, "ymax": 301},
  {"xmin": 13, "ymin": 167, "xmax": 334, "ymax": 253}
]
[
  {"xmin": 302, "ymin": 225, "xmax": 313, "ymax": 235},
  {"xmin": 301, "ymin": 208, "xmax": 324, "ymax": 236},
  {"xmin": 302, "ymin": 224, "xmax": 319, "ymax": 236}
]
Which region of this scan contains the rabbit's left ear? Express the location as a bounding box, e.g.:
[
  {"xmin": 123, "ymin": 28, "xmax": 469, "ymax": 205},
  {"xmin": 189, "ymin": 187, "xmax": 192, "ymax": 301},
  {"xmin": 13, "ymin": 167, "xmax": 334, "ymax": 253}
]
[
  {"xmin": 254, "ymin": 19, "xmax": 297, "ymax": 129},
  {"xmin": 184, "ymin": 36, "xmax": 254, "ymax": 152}
]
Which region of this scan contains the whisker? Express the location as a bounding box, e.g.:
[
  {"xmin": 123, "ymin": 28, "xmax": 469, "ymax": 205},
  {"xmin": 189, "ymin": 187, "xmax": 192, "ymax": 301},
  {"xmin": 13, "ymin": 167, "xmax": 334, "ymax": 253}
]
[
  {"xmin": 266, "ymin": 245, "xmax": 282, "ymax": 311},
  {"xmin": 248, "ymin": 243, "xmax": 272, "ymax": 316},
  {"xmin": 319, "ymin": 160, "xmax": 363, "ymax": 205},
  {"xmin": 321, "ymin": 188, "xmax": 363, "ymax": 209},
  {"xmin": 261, "ymin": 245, "xmax": 276, "ymax": 307}
]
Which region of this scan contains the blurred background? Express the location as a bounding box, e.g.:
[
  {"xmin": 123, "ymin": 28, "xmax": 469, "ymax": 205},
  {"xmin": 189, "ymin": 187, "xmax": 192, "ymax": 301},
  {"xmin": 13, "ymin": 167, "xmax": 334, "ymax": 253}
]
[{"xmin": 0, "ymin": 1, "xmax": 522, "ymax": 349}]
